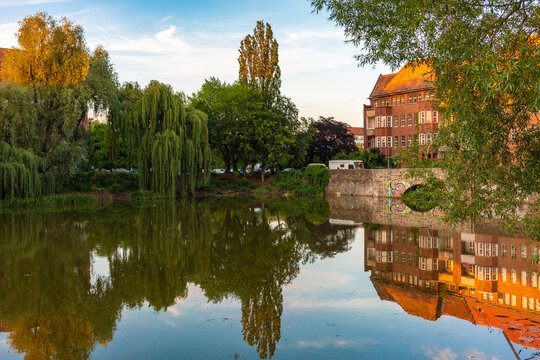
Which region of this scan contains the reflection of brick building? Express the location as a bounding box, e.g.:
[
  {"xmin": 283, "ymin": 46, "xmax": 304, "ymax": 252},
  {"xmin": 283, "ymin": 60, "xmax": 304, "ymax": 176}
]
[
  {"xmin": 362, "ymin": 63, "xmax": 440, "ymax": 159},
  {"xmin": 364, "ymin": 225, "xmax": 540, "ymax": 349}
]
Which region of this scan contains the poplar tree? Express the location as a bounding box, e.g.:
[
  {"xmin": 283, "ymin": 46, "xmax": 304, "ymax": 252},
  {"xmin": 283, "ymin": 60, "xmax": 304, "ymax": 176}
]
[{"xmin": 238, "ymin": 21, "xmax": 299, "ymax": 180}]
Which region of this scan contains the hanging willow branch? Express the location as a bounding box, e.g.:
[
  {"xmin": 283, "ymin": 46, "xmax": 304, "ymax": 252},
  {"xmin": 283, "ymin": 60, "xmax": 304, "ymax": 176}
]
[
  {"xmin": 114, "ymin": 81, "xmax": 211, "ymax": 197},
  {"xmin": 0, "ymin": 142, "xmax": 53, "ymax": 199}
]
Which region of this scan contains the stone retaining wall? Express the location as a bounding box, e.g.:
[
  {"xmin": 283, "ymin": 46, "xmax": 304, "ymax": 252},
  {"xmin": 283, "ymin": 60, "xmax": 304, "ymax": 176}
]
[{"xmin": 325, "ymin": 168, "xmax": 445, "ymax": 198}]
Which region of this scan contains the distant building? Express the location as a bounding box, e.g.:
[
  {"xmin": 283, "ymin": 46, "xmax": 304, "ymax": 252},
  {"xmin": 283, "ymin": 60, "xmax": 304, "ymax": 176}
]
[
  {"xmin": 362, "ymin": 63, "xmax": 440, "ymax": 159},
  {"xmin": 348, "ymin": 127, "xmax": 364, "ymax": 148}
]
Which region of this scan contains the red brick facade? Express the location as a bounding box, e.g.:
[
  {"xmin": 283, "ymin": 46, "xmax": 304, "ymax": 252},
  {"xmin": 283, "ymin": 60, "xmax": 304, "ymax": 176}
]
[{"xmin": 362, "ymin": 63, "xmax": 440, "ymax": 158}]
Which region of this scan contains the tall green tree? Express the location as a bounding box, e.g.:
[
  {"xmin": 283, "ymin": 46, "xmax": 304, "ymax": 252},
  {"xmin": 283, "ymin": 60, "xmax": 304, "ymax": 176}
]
[
  {"xmin": 238, "ymin": 20, "xmax": 281, "ymax": 105},
  {"xmin": 307, "ymin": 116, "xmax": 356, "ymax": 164},
  {"xmin": 111, "ymin": 81, "xmax": 211, "ymax": 197},
  {"xmin": 238, "ymin": 21, "xmax": 299, "ymax": 180},
  {"xmin": 312, "ymin": 0, "xmax": 540, "ymax": 237}
]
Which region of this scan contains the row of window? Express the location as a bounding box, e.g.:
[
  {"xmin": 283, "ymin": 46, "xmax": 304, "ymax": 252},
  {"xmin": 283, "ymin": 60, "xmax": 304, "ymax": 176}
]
[
  {"xmin": 375, "ymin": 133, "xmax": 437, "ymax": 148},
  {"xmin": 374, "ymin": 111, "xmax": 439, "ymax": 128},
  {"xmin": 374, "ymin": 91, "xmax": 436, "ymax": 107},
  {"xmin": 501, "ymin": 243, "xmax": 537, "ymax": 259},
  {"xmin": 500, "ymin": 268, "xmax": 539, "ymax": 288},
  {"xmin": 488, "ymin": 292, "xmax": 540, "ymax": 312}
]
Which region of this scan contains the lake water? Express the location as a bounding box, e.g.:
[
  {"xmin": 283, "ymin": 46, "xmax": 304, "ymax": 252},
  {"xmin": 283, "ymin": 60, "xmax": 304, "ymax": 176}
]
[{"xmin": 0, "ymin": 197, "xmax": 538, "ymax": 359}]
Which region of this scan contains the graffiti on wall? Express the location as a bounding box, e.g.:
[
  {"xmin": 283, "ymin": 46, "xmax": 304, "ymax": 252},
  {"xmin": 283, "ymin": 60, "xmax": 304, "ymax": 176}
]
[
  {"xmin": 386, "ymin": 198, "xmax": 411, "ymax": 215},
  {"xmin": 386, "ymin": 179, "xmax": 411, "ymax": 198}
]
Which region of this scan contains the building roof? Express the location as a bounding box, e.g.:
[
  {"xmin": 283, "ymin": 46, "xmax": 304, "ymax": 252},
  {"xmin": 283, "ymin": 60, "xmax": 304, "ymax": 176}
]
[
  {"xmin": 370, "ymin": 62, "xmax": 434, "ymax": 98},
  {"xmin": 348, "ymin": 127, "xmax": 364, "ymax": 136}
]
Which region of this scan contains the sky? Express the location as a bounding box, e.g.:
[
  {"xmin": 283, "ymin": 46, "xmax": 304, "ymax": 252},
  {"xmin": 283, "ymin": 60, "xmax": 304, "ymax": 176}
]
[{"xmin": 0, "ymin": 0, "xmax": 393, "ymax": 127}]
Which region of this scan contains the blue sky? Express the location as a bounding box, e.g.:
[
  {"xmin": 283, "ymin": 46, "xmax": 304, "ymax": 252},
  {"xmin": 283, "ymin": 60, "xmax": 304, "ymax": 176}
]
[{"xmin": 0, "ymin": 0, "xmax": 393, "ymax": 126}]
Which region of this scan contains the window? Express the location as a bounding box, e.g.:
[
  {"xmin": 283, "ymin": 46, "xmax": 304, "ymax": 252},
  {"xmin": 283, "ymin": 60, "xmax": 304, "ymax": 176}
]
[
  {"xmin": 521, "ymin": 245, "xmax": 527, "ymax": 259},
  {"xmin": 408, "ymin": 95, "xmax": 412, "ymax": 104},
  {"xmin": 413, "ymin": 94, "xmax": 417, "ymax": 103},
  {"xmin": 420, "ymin": 133, "xmax": 425, "ymax": 145},
  {"xmin": 502, "ymin": 243, "xmax": 507, "ymax": 257},
  {"xmin": 420, "ymin": 111, "xmax": 425, "ymax": 124},
  {"xmin": 401, "ymin": 115, "xmax": 405, "ymax": 127},
  {"xmin": 374, "ymin": 100, "xmax": 378, "ymax": 107},
  {"xmin": 394, "ymin": 116, "xmax": 399, "ymax": 127},
  {"xmin": 433, "ymin": 111, "xmax": 438, "ymax": 123},
  {"xmin": 382, "ymin": 116, "xmax": 386, "ymax": 127},
  {"xmin": 401, "ymin": 136, "xmax": 405, "ymax": 147},
  {"xmin": 387, "ymin": 116, "xmax": 392, "ymax": 128},
  {"xmin": 418, "ymin": 93, "xmax": 422, "ymax": 101},
  {"xmin": 501, "ymin": 268, "xmax": 507, "ymax": 282},
  {"xmin": 381, "ymin": 137, "xmax": 386, "ymax": 147},
  {"xmin": 376, "ymin": 116, "xmax": 380, "ymax": 128},
  {"xmin": 394, "ymin": 136, "xmax": 399, "ymax": 148},
  {"xmin": 511, "ymin": 245, "xmax": 516, "ymax": 259},
  {"xmin": 511, "ymin": 128, "xmax": 516, "ymax": 140},
  {"xmin": 532, "ymin": 272, "xmax": 538, "ymax": 288},
  {"xmin": 376, "ymin": 137, "xmax": 380, "ymax": 147},
  {"xmin": 401, "ymin": 96, "xmax": 404, "ymax": 105},
  {"xmin": 393, "ymin": 97, "xmax": 396, "ymax": 106},
  {"xmin": 426, "ymin": 111, "xmax": 432, "ymax": 123},
  {"xmin": 387, "ymin": 136, "xmax": 392, "ymax": 147},
  {"xmin": 426, "ymin": 133, "xmax": 432, "ymax": 144},
  {"xmin": 430, "ymin": 91, "xmax": 435, "ymax": 100},
  {"xmin": 407, "ymin": 114, "xmax": 412, "ymax": 126},
  {"xmin": 521, "ymin": 271, "xmax": 527, "ymax": 286},
  {"xmin": 511, "ymin": 269, "xmax": 517, "ymax": 283},
  {"xmin": 408, "ymin": 135, "xmax": 412, "ymax": 146}
]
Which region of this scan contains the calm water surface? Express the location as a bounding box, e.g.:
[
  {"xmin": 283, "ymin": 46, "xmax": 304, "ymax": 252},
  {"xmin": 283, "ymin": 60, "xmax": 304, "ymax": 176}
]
[{"xmin": 0, "ymin": 197, "xmax": 538, "ymax": 359}]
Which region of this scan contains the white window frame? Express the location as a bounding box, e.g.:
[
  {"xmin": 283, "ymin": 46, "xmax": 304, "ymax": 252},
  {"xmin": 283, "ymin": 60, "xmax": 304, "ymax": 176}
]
[{"xmin": 420, "ymin": 111, "xmax": 425, "ymax": 124}]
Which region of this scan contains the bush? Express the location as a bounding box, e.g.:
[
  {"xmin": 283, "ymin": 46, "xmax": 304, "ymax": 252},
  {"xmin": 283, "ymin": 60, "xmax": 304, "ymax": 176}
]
[
  {"xmin": 275, "ymin": 167, "xmax": 329, "ymax": 196},
  {"xmin": 66, "ymin": 172, "xmax": 138, "ymax": 194},
  {"xmin": 304, "ymin": 165, "xmax": 330, "ymax": 194}
]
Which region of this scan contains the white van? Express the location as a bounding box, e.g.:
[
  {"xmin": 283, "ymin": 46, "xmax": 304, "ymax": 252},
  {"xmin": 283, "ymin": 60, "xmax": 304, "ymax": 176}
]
[{"xmin": 329, "ymin": 160, "xmax": 364, "ymax": 170}]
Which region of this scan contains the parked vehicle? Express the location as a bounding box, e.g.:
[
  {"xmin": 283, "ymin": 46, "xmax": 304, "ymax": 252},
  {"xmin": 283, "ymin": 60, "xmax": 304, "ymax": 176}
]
[
  {"xmin": 307, "ymin": 163, "xmax": 327, "ymax": 168},
  {"xmin": 329, "ymin": 160, "xmax": 364, "ymax": 170}
]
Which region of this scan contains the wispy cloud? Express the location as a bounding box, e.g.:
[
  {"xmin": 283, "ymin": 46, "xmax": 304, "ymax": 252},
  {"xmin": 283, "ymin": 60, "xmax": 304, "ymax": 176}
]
[{"xmin": 0, "ymin": 0, "xmax": 73, "ymax": 7}]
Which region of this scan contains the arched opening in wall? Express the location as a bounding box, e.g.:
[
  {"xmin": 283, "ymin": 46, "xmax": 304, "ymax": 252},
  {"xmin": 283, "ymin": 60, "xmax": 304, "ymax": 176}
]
[{"xmin": 402, "ymin": 184, "xmax": 436, "ymax": 212}]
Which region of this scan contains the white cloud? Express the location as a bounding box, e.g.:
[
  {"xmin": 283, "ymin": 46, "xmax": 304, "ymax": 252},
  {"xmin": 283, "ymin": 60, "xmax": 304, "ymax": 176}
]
[{"xmin": 0, "ymin": 0, "xmax": 73, "ymax": 6}]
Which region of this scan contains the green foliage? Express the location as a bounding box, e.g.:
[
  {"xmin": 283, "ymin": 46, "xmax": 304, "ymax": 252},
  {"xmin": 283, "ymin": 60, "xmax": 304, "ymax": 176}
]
[
  {"xmin": 401, "ymin": 185, "xmax": 440, "ymax": 212},
  {"xmin": 313, "ymin": 0, "xmax": 540, "ymax": 239},
  {"xmin": 275, "ymin": 166, "xmax": 330, "ymax": 196},
  {"xmin": 332, "ymin": 148, "xmax": 387, "ymax": 168},
  {"xmin": 0, "ymin": 142, "xmax": 44, "ymax": 200},
  {"xmin": 304, "ymin": 165, "xmax": 330, "ymax": 194},
  {"xmin": 65, "ymin": 172, "xmax": 138, "ymax": 194},
  {"xmin": 307, "ymin": 116, "xmax": 356, "ymax": 164},
  {"xmin": 111, "ymin": 81, "xmax": 211, "ymax": 197},
  {"xmin": 0, "ymin": 194, "xmax": 98, "ymax": 211}
]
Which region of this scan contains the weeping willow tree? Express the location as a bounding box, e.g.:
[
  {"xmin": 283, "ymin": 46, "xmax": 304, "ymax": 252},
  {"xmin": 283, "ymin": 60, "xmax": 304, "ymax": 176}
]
[
  {"xmin": 113, "ymin": 81, "xmax": 211, "ymax": 197},
  {"xmin": 0, "ymin": 142, "xmax": 54, "ymax": 200}
]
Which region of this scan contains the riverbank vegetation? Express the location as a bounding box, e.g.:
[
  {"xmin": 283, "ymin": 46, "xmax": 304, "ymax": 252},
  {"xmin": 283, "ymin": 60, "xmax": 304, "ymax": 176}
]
[{"xmin": 0, "ymin": 14, "xmax": 357, "ymax": 202}]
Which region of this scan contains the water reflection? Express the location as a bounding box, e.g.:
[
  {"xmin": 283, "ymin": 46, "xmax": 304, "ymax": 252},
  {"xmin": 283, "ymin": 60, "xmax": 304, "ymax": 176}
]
[
  {"xmin": 0, "ymin": 198, "xmax": 355, "ymax": 359},
  {"xmin": 363, "ymin": 223, "xmax": 540, "ymax": 350}
]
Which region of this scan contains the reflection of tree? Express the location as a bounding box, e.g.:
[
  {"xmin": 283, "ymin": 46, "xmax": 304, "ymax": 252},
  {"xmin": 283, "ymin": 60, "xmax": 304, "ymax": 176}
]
[
  {"xmin": 241, "ymin": 284, "xmax": 283, "ymax": 360},
  {"xmin": 8, "ymin": 317, "xmax": 94, "ymax": 360},
  {"xmin": 0, "ymin": 198, "xmax": 357, "ymax": 360}
]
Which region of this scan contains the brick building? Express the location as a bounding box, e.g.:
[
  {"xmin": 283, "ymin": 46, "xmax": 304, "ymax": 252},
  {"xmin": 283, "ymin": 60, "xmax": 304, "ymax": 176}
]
[{"xmin": 362, "ymin": 63, "xmax": 440, "ymax": 159}]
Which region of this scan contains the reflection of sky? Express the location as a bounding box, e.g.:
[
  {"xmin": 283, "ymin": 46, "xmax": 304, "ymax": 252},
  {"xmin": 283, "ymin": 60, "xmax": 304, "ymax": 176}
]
[{"xmin": 2, "ymin": 228, "xmax": 535, "ymax": 359}]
